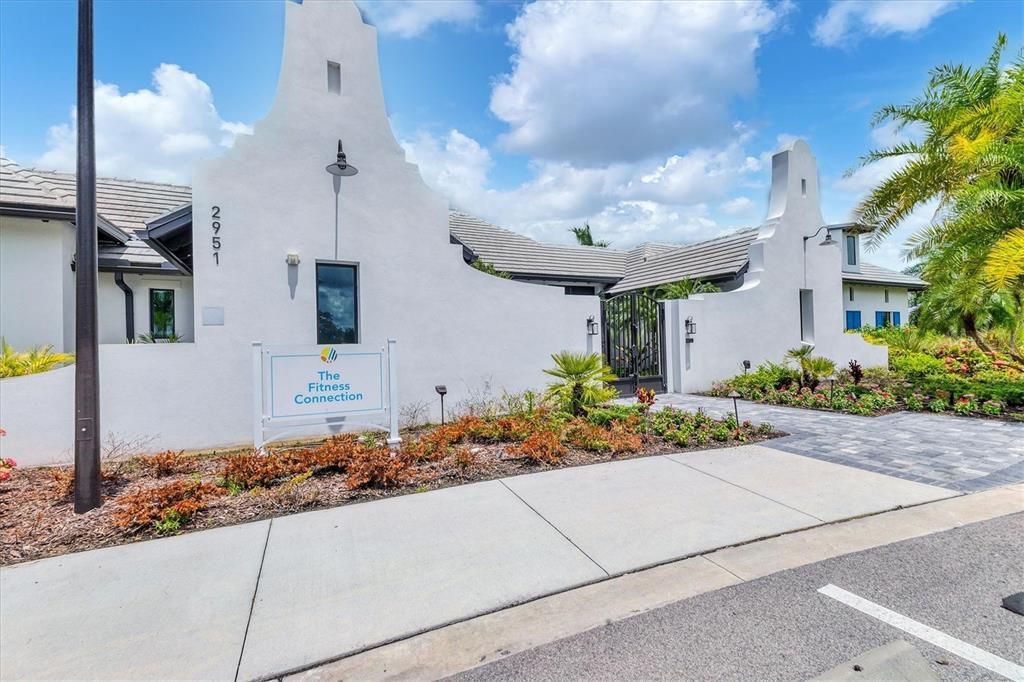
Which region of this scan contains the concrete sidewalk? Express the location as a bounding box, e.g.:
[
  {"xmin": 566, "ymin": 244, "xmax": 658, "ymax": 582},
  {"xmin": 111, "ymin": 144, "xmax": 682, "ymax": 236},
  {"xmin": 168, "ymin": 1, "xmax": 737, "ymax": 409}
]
[{"xmin": 0, "ymin": 444, "xmax": 956, "ymax": 681}]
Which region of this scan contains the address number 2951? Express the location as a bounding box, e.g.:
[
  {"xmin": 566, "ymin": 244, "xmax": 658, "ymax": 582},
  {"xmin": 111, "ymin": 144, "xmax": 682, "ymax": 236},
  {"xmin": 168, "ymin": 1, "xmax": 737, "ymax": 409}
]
[{"xmin": 211, "ymin": 205, "xmax": 222, "ymax": 265}]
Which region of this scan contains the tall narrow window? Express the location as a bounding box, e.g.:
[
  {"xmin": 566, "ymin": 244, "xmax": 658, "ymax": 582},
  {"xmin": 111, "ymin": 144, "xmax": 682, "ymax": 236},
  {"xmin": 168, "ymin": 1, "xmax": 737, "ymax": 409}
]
[
  {"xmin": 846, "ymin": 235, "xmax": 857, "ymax": 266},
  {"xmin": 849, "ymin": 287, "xmax": 854, "ymax": 302},
  {"xmin": 327, "ymin": 61, "xmax": 341, "ymax": 94},
  {"xmin": 799, "ymin": 289, "xmax": 814, "ymax": 343},
  {"xmin": 884, "ymin": 288, "xmax": 890, "ymax": 303},
  {"xmin": 149, "ymin": 289, "xmax": 175, "ymax": 339},
  {"xmin": 801, "ymin": 178, "xmax": 807, "ymax": 196},
  {"xmin": 316, "ymin": 263, "xmax": 358, "ymax": 343}
]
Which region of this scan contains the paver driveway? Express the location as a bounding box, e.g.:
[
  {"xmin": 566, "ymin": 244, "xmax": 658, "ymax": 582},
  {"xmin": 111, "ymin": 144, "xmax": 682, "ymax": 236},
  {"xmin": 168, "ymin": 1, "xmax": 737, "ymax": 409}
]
[{"xmin": 657, "ymin": 394, "xmax": 1024, "ymax": 492}]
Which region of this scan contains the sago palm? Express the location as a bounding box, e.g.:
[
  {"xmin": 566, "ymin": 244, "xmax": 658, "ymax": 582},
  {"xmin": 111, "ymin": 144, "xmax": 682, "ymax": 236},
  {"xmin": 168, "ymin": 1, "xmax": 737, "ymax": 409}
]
[
  {"xmin": 652, "ymin": 278, "xmax": 719, "ymax": 300},
  {"xmin": 543, "ymin": 351, "xmax": 618, "ymax": 416}
]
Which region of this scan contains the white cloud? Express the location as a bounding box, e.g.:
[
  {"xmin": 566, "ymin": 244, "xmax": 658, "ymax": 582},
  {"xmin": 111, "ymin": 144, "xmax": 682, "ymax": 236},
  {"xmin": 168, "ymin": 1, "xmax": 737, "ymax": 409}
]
[
  {"xmin": 403, "ymin": 127, "xmax": 770, "ymax": 247},
  {"xmin": 359, "ymin": 0, "xmax": 480, "ymax": 38},
  {"xmin": 489, "ymin": 0, "xmax": 784, "ymax": 165},
  {"xmin": 36, "ymin": 64, "xmax": 250, "ymax": 184},
  {"xmin": 813, "ymin": 1, "xmax": 963, "ymax": 48}
]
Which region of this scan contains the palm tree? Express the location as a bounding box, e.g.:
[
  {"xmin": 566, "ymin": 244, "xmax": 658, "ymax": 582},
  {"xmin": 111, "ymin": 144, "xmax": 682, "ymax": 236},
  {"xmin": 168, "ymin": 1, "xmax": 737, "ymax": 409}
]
[
  {"xmin": 652, "ymin": 278, "xmax": 719, "ymax": 300},
  {"xmin": 851, "ymin": 33, "xmax": 1023, "ymax": 356},
  {"xmin": 543, "ymin": 351, "xmax": 618, "ymax": 416},
  {"xmin": 0, "ymin": 339, "xmax": 74, "ymax": 378},
  {"xmin": 570, "ymin": 223, "xmax": 610, "ymax": 248}
]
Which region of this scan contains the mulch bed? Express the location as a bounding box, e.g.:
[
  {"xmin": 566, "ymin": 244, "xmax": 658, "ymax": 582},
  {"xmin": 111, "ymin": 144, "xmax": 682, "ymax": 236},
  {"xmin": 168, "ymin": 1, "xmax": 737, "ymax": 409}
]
[{"xmin": 0, "ymin": 431, "xmax": 782, "ymax": 566}]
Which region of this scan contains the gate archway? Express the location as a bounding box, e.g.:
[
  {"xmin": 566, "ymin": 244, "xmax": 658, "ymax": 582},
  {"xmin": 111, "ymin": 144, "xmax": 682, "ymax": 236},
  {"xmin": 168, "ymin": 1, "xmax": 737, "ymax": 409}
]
[{"xmin": 600, "ymin": 291, "xmax": 666, "ymax": 397}]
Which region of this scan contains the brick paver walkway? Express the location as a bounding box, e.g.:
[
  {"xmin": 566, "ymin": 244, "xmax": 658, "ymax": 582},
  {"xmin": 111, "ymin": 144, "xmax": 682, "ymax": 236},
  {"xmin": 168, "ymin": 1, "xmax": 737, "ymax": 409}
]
[{"xmin": 654, "ymin": 394, "xmax": 1024, "ymax": 492}]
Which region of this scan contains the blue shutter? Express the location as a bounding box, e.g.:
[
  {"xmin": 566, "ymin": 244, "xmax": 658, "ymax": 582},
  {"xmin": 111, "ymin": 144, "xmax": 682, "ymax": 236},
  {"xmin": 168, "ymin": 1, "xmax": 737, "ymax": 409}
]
[
  {"xmin": 893, "ymin": 311, "xmax": 901, "ymax": 327},
  {"xmin": 845, "ymin": 311, "xmax": 861, "ymax": 330},
  {"xmin": 875, "ymin": 311, "xmax": 885, "ymax": 327}
]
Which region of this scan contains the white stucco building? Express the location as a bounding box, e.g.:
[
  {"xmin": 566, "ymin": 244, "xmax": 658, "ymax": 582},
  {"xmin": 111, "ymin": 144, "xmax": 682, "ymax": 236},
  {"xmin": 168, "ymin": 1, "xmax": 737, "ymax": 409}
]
[{"xmin": 0, "ymin": 0, "xmax": 922, "ymax": 464}]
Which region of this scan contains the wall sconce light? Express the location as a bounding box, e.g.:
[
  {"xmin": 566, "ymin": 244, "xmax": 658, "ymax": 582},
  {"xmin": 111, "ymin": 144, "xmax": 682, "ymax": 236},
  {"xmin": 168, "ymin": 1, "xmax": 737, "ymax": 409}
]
[
  {"xmin": 435, "ymin": 385, "xmax": 447, "ymax": 425},
  {"xmin": 742, "ymin": 360, "xmax": 751, "ymax": 374},
  {"xmin": 285, "ymin": 252, "xmax": 301, "ymax": 266},
  {"xmin": 586, "ymin": 316, "xmax": 599, "ymax": 336},
  {"xmin": 685, "ymin": 316, "xmax": 696, "ymax": 343}
]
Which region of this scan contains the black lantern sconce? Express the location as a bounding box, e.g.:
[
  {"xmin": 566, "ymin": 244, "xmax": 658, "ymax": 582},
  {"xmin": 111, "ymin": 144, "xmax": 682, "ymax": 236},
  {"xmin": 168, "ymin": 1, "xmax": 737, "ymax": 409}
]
[
  {"xmin": 684, "ymin": 316, "xmax": 696, "ymax": 343},
  {"xmin": 742, "ymin": 360, "xmax": 751, "ymax": 374},
  {"xmin": 586, "ymin": 316, "xmax": 599, "ymax": 336},
  {"xmin": 435, "ymin": 385, "xmax": 447, "ymax": 425}
]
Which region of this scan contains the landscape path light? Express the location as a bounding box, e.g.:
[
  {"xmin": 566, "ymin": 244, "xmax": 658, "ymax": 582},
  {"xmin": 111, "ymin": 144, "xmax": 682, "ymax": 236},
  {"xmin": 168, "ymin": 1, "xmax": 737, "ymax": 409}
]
[
  {"xmin": 728, "ymin": 390, "xmax": 741, "ymax": 425},
  {"xmin": 826, "ymin": 374, "xmax": 837, "ymax": 404},
  {"xmin": 326, "ymin": 139, "xmax": 358, "ymax": 260},
  {"xmin": 435, "ymin": 385, "xmax": 447, "ymax": 425}
]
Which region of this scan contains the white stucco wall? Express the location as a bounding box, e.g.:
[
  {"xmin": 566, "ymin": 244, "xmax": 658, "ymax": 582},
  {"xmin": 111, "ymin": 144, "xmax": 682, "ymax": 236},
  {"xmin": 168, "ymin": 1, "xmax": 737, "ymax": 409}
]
[
  {"xmin": 98, "ymin": 272, "xmax": 194, "ymax": 343},
  {"xmin": 0, "ymin": 216, "xmax": 75, "ymax": 352},
  {"xmin": 843, "ymin": 283, "xmax": 910, "ymax": 328},
  {"xmin": 1, "ymin": 1, "xmax": 597, "ymax": 465},
  {"xmin": 662, "ymin": 141, "xmax": 887, "ymax": 393}
]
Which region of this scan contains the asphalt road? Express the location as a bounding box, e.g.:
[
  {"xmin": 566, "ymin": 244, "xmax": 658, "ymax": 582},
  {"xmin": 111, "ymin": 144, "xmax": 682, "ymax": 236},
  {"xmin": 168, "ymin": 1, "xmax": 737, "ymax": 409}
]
[{"xmin": 452, "ymin": 512, "xmax": 1024, "ymax": 681}]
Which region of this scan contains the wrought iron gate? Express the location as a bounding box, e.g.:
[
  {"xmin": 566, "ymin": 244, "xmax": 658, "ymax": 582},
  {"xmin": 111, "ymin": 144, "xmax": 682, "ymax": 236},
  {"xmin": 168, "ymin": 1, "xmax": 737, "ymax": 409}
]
[{"xmin": 600, "ymin": 291, "xmax": 666, "ymax": 397}]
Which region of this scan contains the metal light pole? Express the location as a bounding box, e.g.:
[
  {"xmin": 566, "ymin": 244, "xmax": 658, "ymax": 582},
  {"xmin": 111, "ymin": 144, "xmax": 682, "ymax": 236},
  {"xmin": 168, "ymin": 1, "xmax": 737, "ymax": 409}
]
[
  {"xmin": 74, "ymin": 0, "xmax": 101, "ymax": 513},
  {"xmin": 326, "ymin": 140, "xmax": 358, "ymax": 260}
]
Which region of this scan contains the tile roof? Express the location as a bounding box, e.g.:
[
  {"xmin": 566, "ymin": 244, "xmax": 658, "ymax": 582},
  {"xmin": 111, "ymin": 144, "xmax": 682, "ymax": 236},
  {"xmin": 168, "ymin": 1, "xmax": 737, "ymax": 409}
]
[
  {"xmin": 448, "ymin": 211, "xmax": 627, "ymax": 281},
  {"xmin": 0, "ymin": 158, "xmax": 73, "ymax": 208},
  {"xmin": 843, "ymin": 263, "xmax": 927, "ymax": 289},
  {"xmin": 606, "ymin": 228, "xmax": 759, "ymax": 294}
]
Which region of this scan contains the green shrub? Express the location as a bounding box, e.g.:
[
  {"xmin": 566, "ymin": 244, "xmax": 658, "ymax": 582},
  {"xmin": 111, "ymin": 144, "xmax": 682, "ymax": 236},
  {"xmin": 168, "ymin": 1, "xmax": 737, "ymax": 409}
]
[
  {"xmin": 981, "ymin": 400, "xmax": 1003, "ymax": 415},
  {"xmin": 0, "ymin": 339, "xmax": 74, "ymax": 378},
  {"xmin": 586, "ymin": 404, "xmax": 642, "ymax": 427},
  {"xmin": 891, "ymin": 353, "xmax": 946, "ymax": 380},
  {"xmin": 904, "ymin": 393, "xmax": 925, "ymax": 411},
  {"xmin": 544, "ymin": 351, "xmax": 619, "ymax": 416},
  {"xmin": 928, "ymin": 398, "xmax": 946, "ymax": 412}
]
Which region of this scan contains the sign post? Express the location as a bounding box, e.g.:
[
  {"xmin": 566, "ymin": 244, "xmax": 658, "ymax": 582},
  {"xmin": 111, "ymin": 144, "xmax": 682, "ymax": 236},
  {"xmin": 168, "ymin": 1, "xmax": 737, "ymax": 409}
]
[{"xmin": 252, "ymin": 340, "xmax": 401, "ymax": 450}]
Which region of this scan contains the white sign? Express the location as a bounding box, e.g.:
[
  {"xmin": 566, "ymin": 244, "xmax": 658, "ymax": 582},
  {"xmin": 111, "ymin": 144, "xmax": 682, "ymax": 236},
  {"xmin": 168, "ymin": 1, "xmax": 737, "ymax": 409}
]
[
  {"xmin": 267, "ymin": 345, "xmax": 384, "ymax": 419},
  {"xmin": 252, "ymin": 340, "xmax": 400, "ymax": 449}
]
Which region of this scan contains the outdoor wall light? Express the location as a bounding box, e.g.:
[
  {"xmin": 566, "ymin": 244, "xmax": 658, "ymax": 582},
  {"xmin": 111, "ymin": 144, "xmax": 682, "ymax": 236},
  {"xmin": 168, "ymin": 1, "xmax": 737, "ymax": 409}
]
[
  {"xmin": 742, "ymin": 359, "xmax": 751, "ymax": 374},
  {"xmin": 728, "ymin": 390, "xmax": 741, "ymax": 424},
  {"xmin": 435, "ymin": 385, "xmax": 448, "ymax": 425},
  {"xmin": 325, "ymin": 139, "xmax": 359, "ymax": 177},
  {"xmin": 285, "ymin": 252, "xmax": 301, "ymax": 266},
  {"xmin": 684, "ymin": 317, "xmax": 697, "ymax": 341},
  {"xmin": 586, "ymin": 316, "xmax": 599, "ymax": 336},
  {"xmin": 802, "ymin": 225, "xmax": 840, "ymax": 287}
]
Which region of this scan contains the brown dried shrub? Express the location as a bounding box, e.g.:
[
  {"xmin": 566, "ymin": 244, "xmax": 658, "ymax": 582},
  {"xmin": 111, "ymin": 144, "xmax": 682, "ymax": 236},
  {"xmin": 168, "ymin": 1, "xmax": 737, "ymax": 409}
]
[
  {"xmin": 137, "ymin": 450, "xmax": 188, "ymax": 477},
  {"xmin": 112, "ymin": 480, "xmax": 223, "ymax": 530},
  {"xmin": 564, "ymin": 419, "xmax": 612, "ymax": 452},
  {"xmin": 449, "ymin": 445, "xmax": 478, "ymax": 472},
  {"xmin": 344, "ymin": 447, "xmax": 414, "ymax": 489},
  {"xmin": 606, "ymin": 421, "xmax": 642, "ymax": 453},
  {"xmin": 506, "ymin": 430, "xmax": 565, "ymax": 464},
  {"xmin": 220, "ymin": 448, "xmax": 318, "ymax": 489}
]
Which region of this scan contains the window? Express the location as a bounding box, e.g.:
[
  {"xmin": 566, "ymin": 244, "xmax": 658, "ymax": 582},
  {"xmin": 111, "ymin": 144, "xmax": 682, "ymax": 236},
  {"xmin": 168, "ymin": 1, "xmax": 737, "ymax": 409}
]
[
  {"xmin": 875, "ymin": 311, "xmax": 893, "ymax": 327},
  {"xmin": 849, "ymin": 286, "xmax": 854, "ymax": 302},
  {"xmin": 846, "ymin": 235, "xmax": 857, "ymax": 266},
  {"xmin": 845, "ymin": 310, "xmax": 861, "ymax": 331},
  {"xmin": 149, "ymin": 289, "xmax": 175, "ymax": 339},
  {"xmin": 316, "ymin": 263, "xmax": 358, "ymax": 344},
  {"xmin": 801, "ymin": 178, "xmax": 807, "ymax": 196},
  {"xmin": 893, "ymin": 311, "xmax": 901, "ymax": 327},
  {"xmin": 327, "ymin": 61, "xmax": 341, "ymax": 94},
  {"xmin": 884, "ymin": 288, "xmax": 890, "ymax": 303},
  {"xmin": 799, "ymin": 289, "xmax": 814, "ymax": 343}
]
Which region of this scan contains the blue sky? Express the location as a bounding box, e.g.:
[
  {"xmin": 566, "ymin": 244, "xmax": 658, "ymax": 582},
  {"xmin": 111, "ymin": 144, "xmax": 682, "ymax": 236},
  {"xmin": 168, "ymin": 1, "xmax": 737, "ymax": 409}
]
[{"xmin": 0, "ymin": 0, "xmax": 1019, "ymax": 269}]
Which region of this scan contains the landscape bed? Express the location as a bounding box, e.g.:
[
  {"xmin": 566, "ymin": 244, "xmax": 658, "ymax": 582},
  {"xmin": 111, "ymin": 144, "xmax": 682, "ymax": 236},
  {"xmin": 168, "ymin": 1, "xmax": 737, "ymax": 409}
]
[
  {"xmin": 0, "ymin": 402, "xmax": 781, "ymax": 565},
  {"xmin": 709, "ymin": 329, "xmax": 1024, "ymax": 421}
]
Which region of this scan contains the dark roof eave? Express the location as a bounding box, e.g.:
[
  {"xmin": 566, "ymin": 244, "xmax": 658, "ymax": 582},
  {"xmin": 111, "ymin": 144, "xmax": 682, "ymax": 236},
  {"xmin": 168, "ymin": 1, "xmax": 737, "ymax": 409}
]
[
  {"xmin": 842, "ymin": 275, "xmax": 927, "ymax": 290},
  {"xmin": 0, "ymin": 201, "xmax": 131, "ymax": 244}
]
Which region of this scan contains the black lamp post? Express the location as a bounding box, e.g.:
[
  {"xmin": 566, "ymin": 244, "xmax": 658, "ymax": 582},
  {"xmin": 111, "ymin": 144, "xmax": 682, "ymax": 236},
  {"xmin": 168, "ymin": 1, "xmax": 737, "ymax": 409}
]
[
  {"xmin": 435, "ymin": 385, "xmax": 447, "ymax": 425},
  {"xmin": 826, "ymin": 374, "xmax": 837, "ymax": 405},
  {"xmin": 326, "ymin": 139, "xmax": 358, "ymax": 260},
  {"xmin": 74, "ymin": 0, "xmax": 101, "ymax": 513},
  {"xmin": 728, "ymin": 390, "xmax": 741, "ymax": 425}
]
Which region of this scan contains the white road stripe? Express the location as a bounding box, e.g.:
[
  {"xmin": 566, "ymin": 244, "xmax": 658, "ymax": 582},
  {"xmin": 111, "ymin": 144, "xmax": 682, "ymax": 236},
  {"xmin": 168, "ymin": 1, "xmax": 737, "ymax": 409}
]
[{"xmin": 818, "ymin": 584, "xmax": 1024, "ymax": 682}]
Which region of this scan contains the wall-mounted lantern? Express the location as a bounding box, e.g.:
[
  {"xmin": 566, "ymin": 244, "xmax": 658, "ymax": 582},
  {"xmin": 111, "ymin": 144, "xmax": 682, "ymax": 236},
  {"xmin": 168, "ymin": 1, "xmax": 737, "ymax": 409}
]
[
  {"xmin": 285, "ymin": 252, "xmax": 301, "ymax": 266},
  {"xmin": 742, "ymin": 360, "xmax": 751, "ymax": 374},
  {"xmin": 586, "ymin": 316, "xmax": 599, "ymax": 336},
  {"xmin": 435, "ymin": 385, "xmax": 447, "ymax": 425},
  {"xmin": 685, "ymin": 316, "xmax": 696, "ymax": 343},
  {"xmin": 326, "ymin": 139, "xmax": 359, "ymax": 261}
]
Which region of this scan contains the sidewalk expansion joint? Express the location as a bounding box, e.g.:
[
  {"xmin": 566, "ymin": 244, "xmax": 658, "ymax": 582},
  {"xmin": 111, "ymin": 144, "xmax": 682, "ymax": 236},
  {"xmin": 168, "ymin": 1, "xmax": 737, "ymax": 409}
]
[
  {"xmin": 663, "ymin": 455, "xmax": 827, "ymax": 523},
  {"xmin": 498, "ymin": 479, "xmax": 611, "ymax": 578},
  {"xmin": 235, "ymin": 518, "xmax": 274, "ymax": 682}
]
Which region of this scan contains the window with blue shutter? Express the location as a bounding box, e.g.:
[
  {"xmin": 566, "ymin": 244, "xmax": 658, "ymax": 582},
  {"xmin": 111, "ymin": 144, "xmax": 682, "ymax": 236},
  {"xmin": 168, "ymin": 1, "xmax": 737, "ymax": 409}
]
[
  {"xmin": 845, "ymin": 311, "xmax": 861, "ymax": 330},
  {"xmin": 893, "ymin": 311, "xmax": 901, "ymax": 327}
]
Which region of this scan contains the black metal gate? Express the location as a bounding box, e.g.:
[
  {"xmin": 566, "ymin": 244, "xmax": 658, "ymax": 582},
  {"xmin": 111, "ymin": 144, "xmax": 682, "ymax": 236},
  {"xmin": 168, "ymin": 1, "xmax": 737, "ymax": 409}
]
[{"xmin": 600, "ymin": 291, "xmax": 666, "ymax": 397}]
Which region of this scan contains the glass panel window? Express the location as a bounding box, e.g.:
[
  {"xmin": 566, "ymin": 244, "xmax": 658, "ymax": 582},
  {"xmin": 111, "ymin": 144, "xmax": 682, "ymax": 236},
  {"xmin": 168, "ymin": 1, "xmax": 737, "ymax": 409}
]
[
  {"xmin": 316, "ymin": 263, "xmax": 358, "ymax": 344},
  {"xmin": 846, "ymin": 235, "xmax": 857, "ymax": 266},
  {"xmin": 799, "ymin": 289, "xmax": 814, "ymax": 343},
  {"xmin": 149, "ymin": 289, "xmax": 175, "ymax": 339}
]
